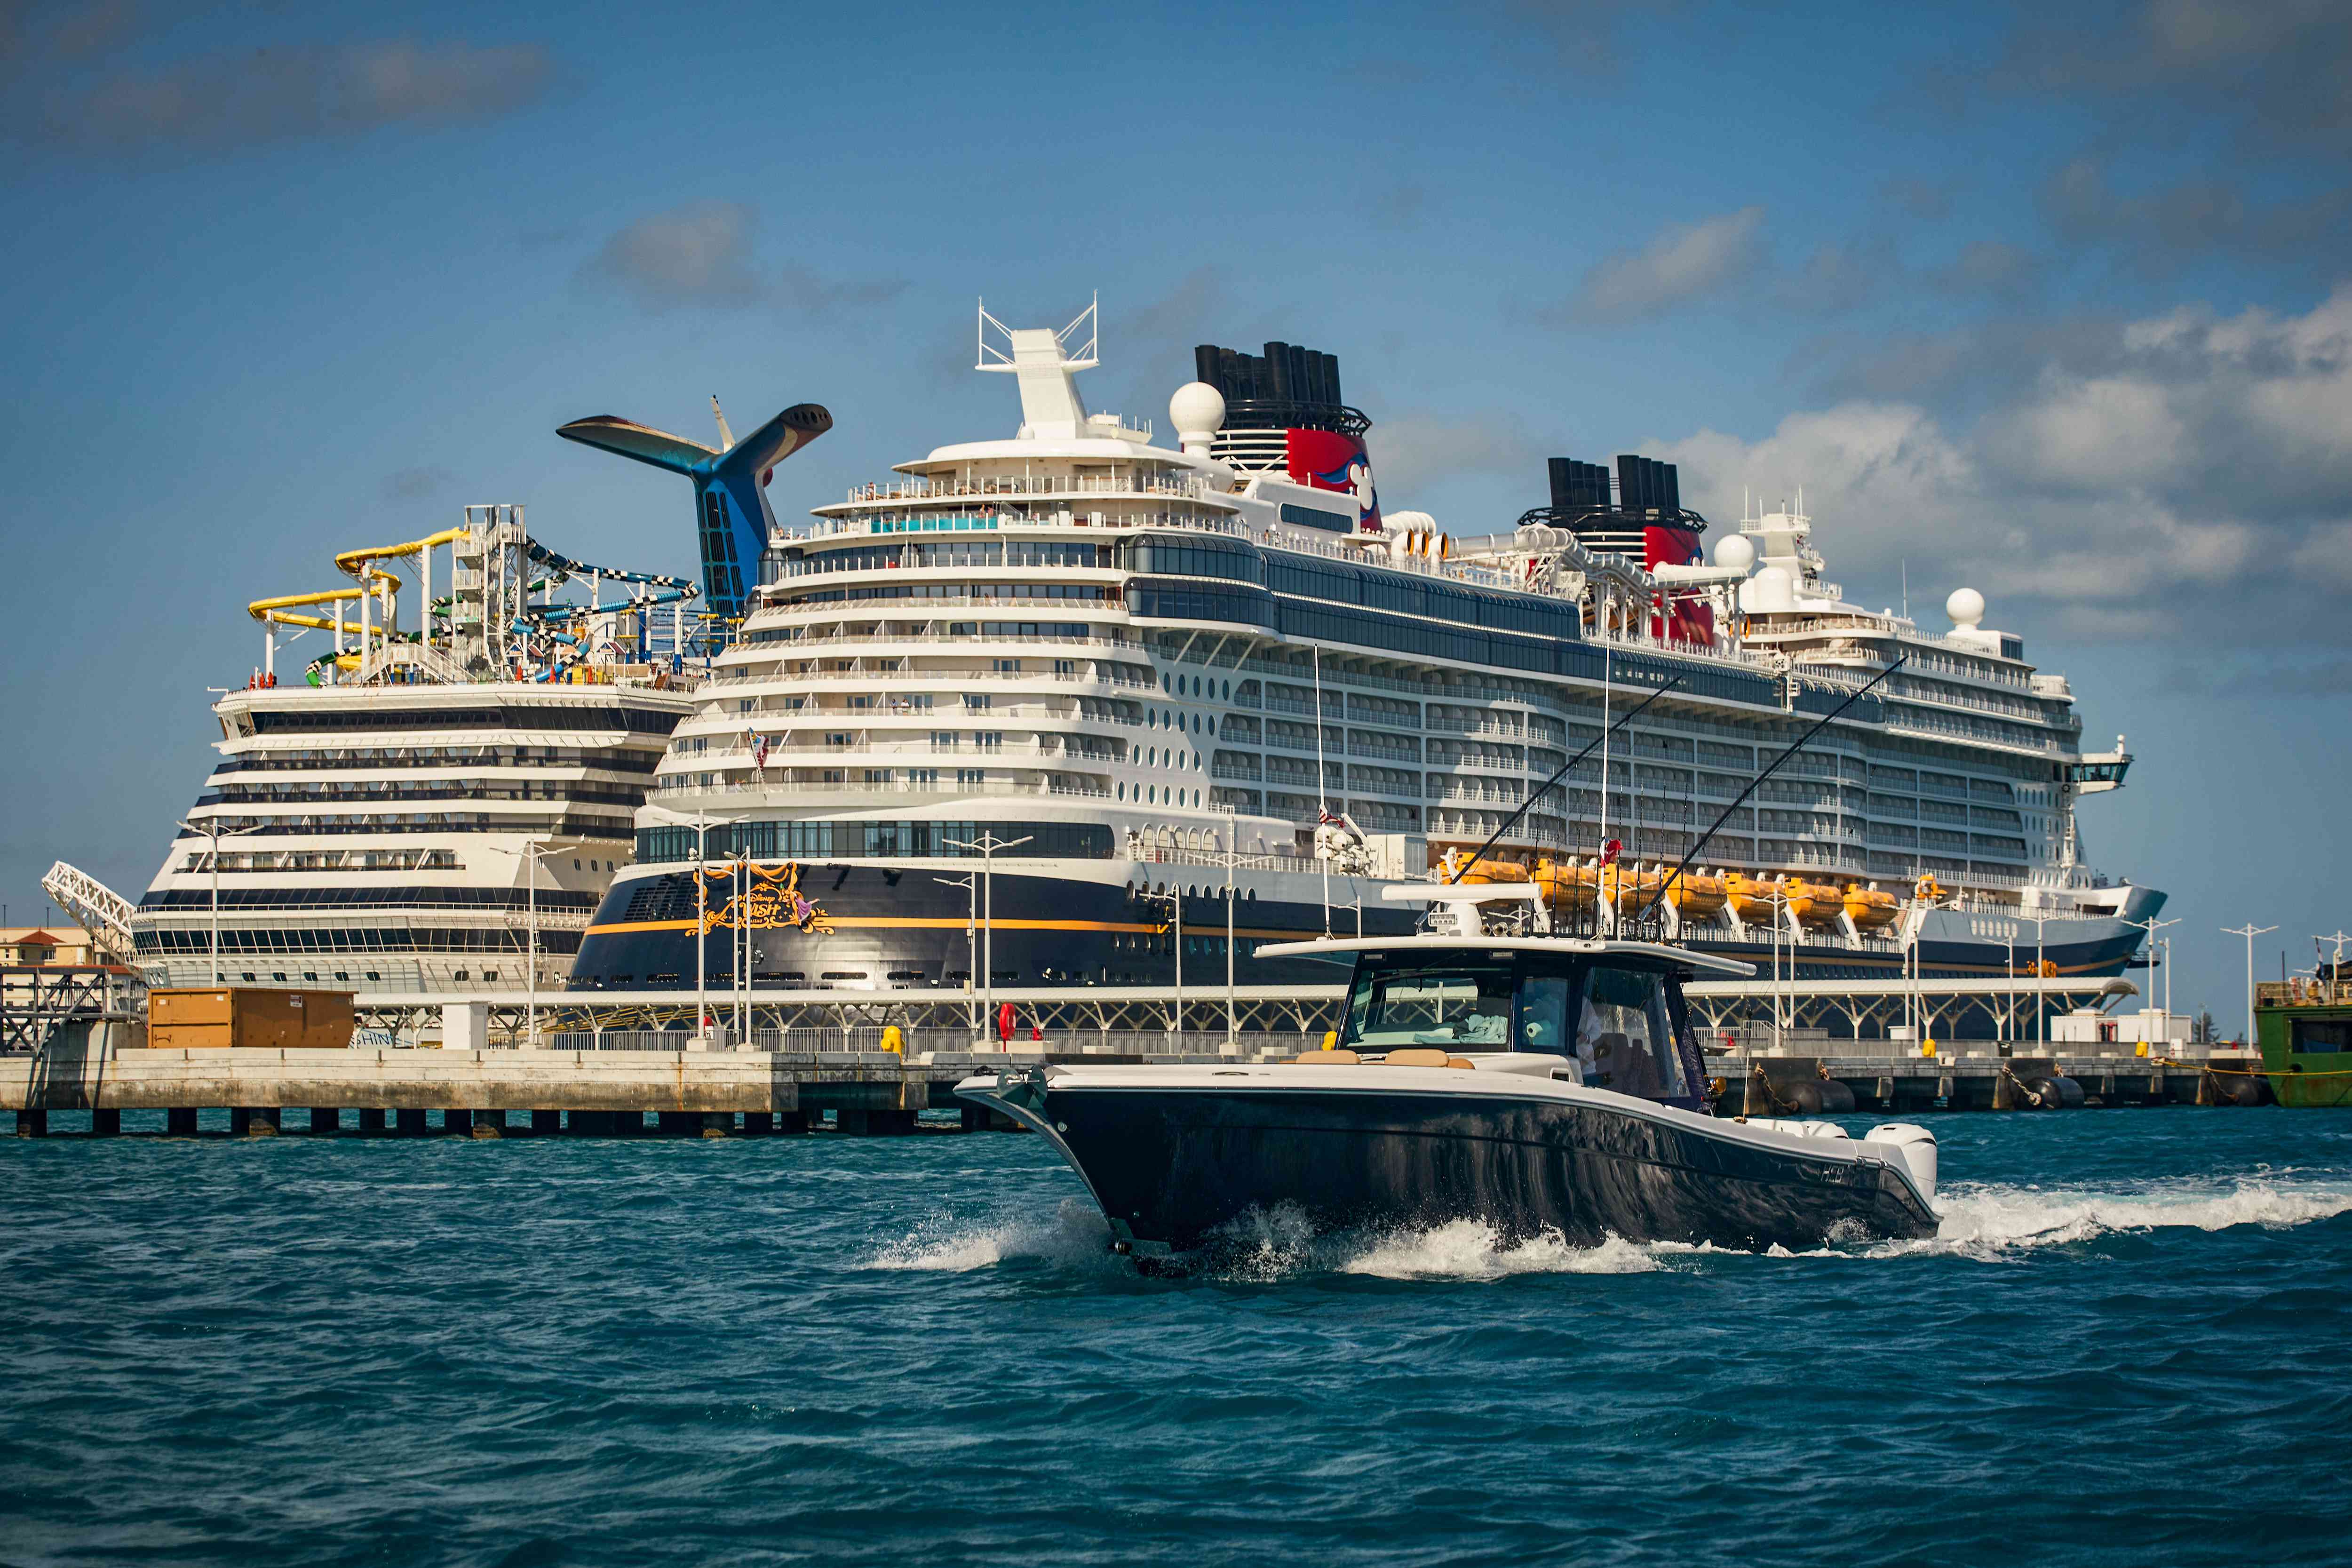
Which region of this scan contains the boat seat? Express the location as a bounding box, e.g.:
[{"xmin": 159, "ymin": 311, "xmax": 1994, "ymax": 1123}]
[
  {"xmin": 1380, "ymin": 1048, "xmax": 1462, "ymax": 1068},
  {"xmin": 1290, "ymin": 1049, "xmax": 1361, "ymax": 1063}
]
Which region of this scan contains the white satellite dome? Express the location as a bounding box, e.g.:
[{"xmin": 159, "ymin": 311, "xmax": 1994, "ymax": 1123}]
[
  {"xmin": 1745, "ymin": 564, "xmax": 1795, "ymax": 613},
  {"xmin": 1712, "ymin": 533, "xmax": 1756, "ymax": 572},
  {"xmin": 1168, "ymin": 382, "xmax": 1226, "ymax": 452},
  {"xmin": 1946, "ymin": 587, "xmax": 1985, "ymax": 629}
]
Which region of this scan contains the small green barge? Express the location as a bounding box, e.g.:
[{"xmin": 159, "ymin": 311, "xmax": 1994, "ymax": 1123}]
[{"xmin": 2255, "ymin": 980, "xmax": 2352, "ymax": 1108}]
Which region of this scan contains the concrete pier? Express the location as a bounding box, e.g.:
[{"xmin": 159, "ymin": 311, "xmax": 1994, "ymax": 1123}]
[
  {"xmin": 1710, "ymin": 1048, "xmax": 2263, "ymax": 1114},
  {"xmin": 0, "ymin": 1039, "xmax": 2279, "ymax": 1141}
]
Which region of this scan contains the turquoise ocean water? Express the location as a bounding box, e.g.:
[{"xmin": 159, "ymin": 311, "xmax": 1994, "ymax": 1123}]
[{"xmin": 4, "ymin": 1109, "xmax": 2349, "ymax": 1566}]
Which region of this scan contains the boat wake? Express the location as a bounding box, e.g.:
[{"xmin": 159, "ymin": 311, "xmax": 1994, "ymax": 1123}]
[
  {"xmin": 866, "ymin": 1172, "xmax": 2352, "ymax": 1281},
  {"xmin": 865, "ymin": 1198, "xmax": 1124, "ymax": 1274},
  {"xmin": 1883, "ymin": 1170, "xmax": 2352, "ymax": 1260}
]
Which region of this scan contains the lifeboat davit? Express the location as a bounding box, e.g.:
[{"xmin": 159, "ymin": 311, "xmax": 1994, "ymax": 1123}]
[{"xmin": 1843, "ymin": 883, "xmax": 1900, "ymax": 931}]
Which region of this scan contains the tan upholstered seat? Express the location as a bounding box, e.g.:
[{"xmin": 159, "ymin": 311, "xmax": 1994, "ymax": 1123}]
[
  {"xmin": 1380, "ymin": 1048, "xmax": 1454, "ymax": 1067},
  {"xmin": 1291, "ymin": 1048, "xmax": 1361, "ymax": 1063}
]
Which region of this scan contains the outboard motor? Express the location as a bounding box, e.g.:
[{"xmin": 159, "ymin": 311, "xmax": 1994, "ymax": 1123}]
[{"xmin": 1864, "ymin": 1123, "xmax": 1938, "ymax": 1200}]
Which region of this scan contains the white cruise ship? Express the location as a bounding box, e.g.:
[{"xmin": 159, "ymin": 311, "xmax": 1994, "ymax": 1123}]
[
  {"xmin": 566, "ymin": 303, "xmax": 2162, "ymax": 1011},
  {"xmin": 134, "ymin": 505, "xmax": 709, "ymax": 991}
]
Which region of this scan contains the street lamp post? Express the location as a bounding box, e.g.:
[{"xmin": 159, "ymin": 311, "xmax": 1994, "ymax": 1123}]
[
  {"xmin": 2128, "ymin": 915, "xmax": 2179, "ymax": 1039},
  {"xmin": 517, "ymin": 836, "xmax": 582, "ymax": 1049},
  {"xmin": 2019, "ymin": 911, "xmax": 2057, "ymax": 1048},
  {"xmin": 1139, "ymin": 882, "xmax": 1184, "ymax": 1048},
  {"xmin": 177, "ymin": 817, "xmax": 263, "ymax": 986},
  {"xmin": 644, "ymin": 805, "xmax": 715, "ymax": 1043},
  {"xmin": 933, "ymin": 872, "xmax": 977, "ymax": 1034},
  {"xmin": 2222, "ymin": 923, "xmax": 2277, "ymax": 1047},
  {"xmin": 946, "ymin": 833, "xmax": 1031, "ymax": 1047}
]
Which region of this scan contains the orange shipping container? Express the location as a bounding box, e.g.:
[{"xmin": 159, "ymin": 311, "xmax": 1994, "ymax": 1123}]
[{"xmin": 146, "ymin": 987, "xmax": 355, "ymax": 1051}]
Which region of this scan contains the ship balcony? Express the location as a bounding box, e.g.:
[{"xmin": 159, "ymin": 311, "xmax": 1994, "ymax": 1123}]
[
  {"xmin": 814, "ymin": 471, "xmax": 1215, "ymax": 511},
  {"xmin": 701, "ymin": 666, "xmax": 1156, "ymax": 696},
  {"xmin": 715, "ymin": 629, "xmax": 1141, "ymax": 666},
  {"xmin": 647, "ymin": 774, "xmax": 1112, "ymax": 803}
]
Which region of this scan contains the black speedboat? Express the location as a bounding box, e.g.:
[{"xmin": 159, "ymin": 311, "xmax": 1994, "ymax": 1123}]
[{"xmin": 956, "ymin": 884, "xmax": 1939, "ymax": 1258}]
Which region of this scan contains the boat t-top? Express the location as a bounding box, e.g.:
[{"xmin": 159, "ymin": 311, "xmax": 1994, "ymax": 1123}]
[{"xmin": 957, "ymin": 882, "xmax": 1941, "ymax": 1259}]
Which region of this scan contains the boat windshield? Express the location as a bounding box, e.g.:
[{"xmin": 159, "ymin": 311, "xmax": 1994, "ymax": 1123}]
[
  {"xmin": 1339, "ymin": 950, "xmax": 1695, "ymax": 1100},
  {"xmin": 1576, "ymin": 966, "xmax": 1688, "ymax": 1099},
  {"xmin": 1342, "ymin": 957, "xmax": 1516, "ymax": 1051}
]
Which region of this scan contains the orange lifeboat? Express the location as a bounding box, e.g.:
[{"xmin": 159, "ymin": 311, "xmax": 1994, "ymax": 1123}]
[
  {"xmin": 1724, "ymin": 871, "xmax": 1786, "ymax": 924},
  {"xmin": 1604, "ymin": 862, "xmax": 1662, "ymax": 907},
  {"xmin": 1785, "ymin": 878, "xmax": 1846, "ymax": 930},
  {"xmin": 1843, "ymin": 882, "xmax": 1900, "ymax": 931},
  {"xmin": 1661, "ymin": 868, "xmax": 1727, "ymax": 920},
  {"xmin": 1534, "ymin": 859, "xmax": 1598, "ymax": 910},
  {"xmin": 1457, "ymin": 857, "xmax": 1529, "ymax": 884}
]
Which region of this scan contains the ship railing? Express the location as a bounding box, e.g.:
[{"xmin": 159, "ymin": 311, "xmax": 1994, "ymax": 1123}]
[
  {"xmin": 723, "ymin": 630, "xmax": 1141, "ymax": 658},
  {"xmin": 823, "ymin": 473, "xmax": 1219, "ymax": 505},
  {"xmin": 646, "ymin": 777, "xmax": 1112, "ymax": 802},
  {"xmin": 696, "ymin": 668, "xmax": 1158, "ymax": 697},
  {"xmin": 2259, "ymin": 979, "xmax": 2352, "ymax": 1007},
  {"xmin": 667, "ymin": 740, "xmax": 1118, "ymax": 765},
  {"xmin": 687, "ymin": 700, "xmax": 1147, "ymax": 729}
]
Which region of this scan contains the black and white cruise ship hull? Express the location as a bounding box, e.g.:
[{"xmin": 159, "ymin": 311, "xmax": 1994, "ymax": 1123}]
[
  {"xmin": 956, "ymin": 1062, "xmax": 1940, "ymax": 1255},
  {"xmin": 569, "ymin": 858, "xmax": 2163, "ymax": 992}
]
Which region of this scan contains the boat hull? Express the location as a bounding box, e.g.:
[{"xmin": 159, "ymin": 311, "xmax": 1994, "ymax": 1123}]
[{"xmin": 964, "ymin": 1073, "xmax": 1939, "ymax": 1254}]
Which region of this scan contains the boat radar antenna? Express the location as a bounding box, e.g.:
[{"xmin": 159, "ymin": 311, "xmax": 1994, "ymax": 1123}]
[{"xmin": 976, "ymin": 294, "xmax": 1101, "ymax": 439}]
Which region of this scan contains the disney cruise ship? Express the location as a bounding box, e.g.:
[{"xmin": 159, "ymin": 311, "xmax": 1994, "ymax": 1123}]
[{"xmin": 567, "ymin": 303, "xmax": 2162, "ymax": 996}]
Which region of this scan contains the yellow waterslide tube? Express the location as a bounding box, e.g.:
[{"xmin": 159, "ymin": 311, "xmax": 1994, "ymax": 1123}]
[
  {"xmin": 333, "ymin": 526, "xmax": 468, "ymax": 577},
  {"xmin": 246, "ymin": 575, "xmax": 398, "ymax": 622}
]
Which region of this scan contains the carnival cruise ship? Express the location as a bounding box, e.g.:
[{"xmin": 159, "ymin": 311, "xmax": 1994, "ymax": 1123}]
[
  {"xmin": 566, "ymin": 302, "xmax": 2162, "ymax": 999},
  {"xmin": 133, "ymin": 505, "xmax": 709, "ymax": 991}
]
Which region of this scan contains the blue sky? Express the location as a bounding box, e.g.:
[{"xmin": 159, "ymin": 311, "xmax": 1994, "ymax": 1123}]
[{"xmin": 4, "ymin": 0, "xmax": 2347, "ymax": 1024}]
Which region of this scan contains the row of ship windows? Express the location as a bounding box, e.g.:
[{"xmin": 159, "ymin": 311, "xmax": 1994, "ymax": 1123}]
[
  {"xmin": 212, "ymin": 748, "xmax": 660, "ymax": 775},
  {"xmin": 140, "ymin": 886, "xmax": 601, "ymax": 911},
  {"xmin": 243, "ymin": 707, "xmax": 678, "ymax": 736},
  {"xmin": 136, "ymin": 929, "xmax": 584, "ymax": 955},
  {"xmin": 628, "ymin": 819, "xmax": 1115, "ymax": 870},
  {"xmin": 760, "ymin": 609, "xmax": 2050, "ymax": 794},
  {"xmin": 179, "ymin": 813, "xmax": 636, "ymax": 838},
  {"xmin": 193, "ymin": 785, "xmax": 650, "ymax": 809}
]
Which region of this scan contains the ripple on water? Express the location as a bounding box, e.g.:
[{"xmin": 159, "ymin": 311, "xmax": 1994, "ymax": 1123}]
[{"xmin": 5, "ymin": 1114, "xmax": 2352, "ymax": 1566}]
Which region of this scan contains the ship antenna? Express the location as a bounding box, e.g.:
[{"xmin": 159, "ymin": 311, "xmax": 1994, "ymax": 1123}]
[
  {"xmin": 1632, "ymin": 657, "xmax": 1907, "ymax": 933},
  {"xmin": 1445, "ymin": 677, "xmax": 1683, "ymax": 885}
]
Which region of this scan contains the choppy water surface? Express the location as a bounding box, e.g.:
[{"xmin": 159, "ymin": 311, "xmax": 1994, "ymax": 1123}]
[{"xmin": 5, "ymin": 1110, "xmax": 2350, "ymax": 1567}]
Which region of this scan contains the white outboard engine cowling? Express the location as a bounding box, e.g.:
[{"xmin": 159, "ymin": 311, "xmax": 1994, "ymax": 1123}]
[{"xmin": 1863, "ymin": 1123, "xmax": 1937, "ymax": 1200}]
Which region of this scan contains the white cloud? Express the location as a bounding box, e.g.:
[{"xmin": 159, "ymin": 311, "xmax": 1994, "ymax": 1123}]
[
  {"xmin": 1561, "ymin": 205, "xmax": 1765, "ymax": 321},
  {"xmin": 1647, "ymin": 285, "xmax": 2352, "ymax": 642}
]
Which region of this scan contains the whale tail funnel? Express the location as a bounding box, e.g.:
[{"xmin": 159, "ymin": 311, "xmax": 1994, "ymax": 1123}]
[{"xmin": 557, "ymin": 401, "xmax": 833, "ymax": 632}]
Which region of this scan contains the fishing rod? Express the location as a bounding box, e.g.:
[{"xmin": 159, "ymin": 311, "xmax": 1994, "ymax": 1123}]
[
  {"xmin": 1446, "ymin": 676, "xmax": 1684, "ymax": 884},
  {"xmin": 1631, "ymin": 657, "xmax": 1907, "ymax": 931}
]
